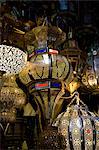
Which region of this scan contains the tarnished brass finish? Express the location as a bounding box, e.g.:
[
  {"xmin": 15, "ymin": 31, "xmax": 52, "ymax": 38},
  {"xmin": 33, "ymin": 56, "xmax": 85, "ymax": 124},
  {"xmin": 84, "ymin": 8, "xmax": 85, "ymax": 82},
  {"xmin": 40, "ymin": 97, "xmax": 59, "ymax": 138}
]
[{"xmin": 0, "ymin": 75, "xmax": 26, "ymax": 122}]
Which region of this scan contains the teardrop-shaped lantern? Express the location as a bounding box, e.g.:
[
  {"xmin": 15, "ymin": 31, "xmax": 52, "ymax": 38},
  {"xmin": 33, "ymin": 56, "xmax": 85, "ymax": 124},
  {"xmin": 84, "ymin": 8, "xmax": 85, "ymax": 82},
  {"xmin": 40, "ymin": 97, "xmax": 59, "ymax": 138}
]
[
  {"xmin": 19, "ymin": 25, "xmax": 72, "ymax": 123},
  {"xmin": 19, "ymin": 48, "xmax": 73, "ymax": 122}
]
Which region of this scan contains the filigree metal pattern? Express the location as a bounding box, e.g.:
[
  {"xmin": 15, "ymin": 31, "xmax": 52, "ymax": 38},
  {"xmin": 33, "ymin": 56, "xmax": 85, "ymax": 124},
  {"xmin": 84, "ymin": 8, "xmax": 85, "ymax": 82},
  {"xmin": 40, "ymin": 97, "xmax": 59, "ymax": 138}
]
[
  {"xmin": 0, "ymin": 45, "xmax": 27, "ymax": 74},
  {"xmin": 53, "ymin": 103, "xmax": 97, "ymax": 150}
]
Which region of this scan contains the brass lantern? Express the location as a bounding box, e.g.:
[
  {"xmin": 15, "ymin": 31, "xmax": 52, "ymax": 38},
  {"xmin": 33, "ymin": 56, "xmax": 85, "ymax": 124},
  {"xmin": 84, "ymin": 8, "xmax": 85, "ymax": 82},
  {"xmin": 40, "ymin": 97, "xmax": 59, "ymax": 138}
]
[
  {"xmin": 82, "ymin": 50, "xmax": 99, "ymax": 94},
  {"xmin": 53, "ymin": 92, "xmax": 99, "ymax": 150},
  {"xmin": 19, "ymin": 25, "xmax": 73, "ymax": 123},
  {"xmin": 0, "ymin": 75, "xmax": 26, "ymax": 122},
  {"xmin": 60, "ymin": 36, "xmax": 87, "ymax": 75},
  {"xmin": 60, "ymin": 33, "xmax": 87, "ymax": 94},
  {"xmin": 0, "ymin": 45, "xmax": 27, "ymax": 122},
  {"xmin": 19, "ymin": 49, "xmax": 73, "ymax": 122},
  {"xmin": 82, "ymin": 65, "xmax": 97, "ymax": 88}
]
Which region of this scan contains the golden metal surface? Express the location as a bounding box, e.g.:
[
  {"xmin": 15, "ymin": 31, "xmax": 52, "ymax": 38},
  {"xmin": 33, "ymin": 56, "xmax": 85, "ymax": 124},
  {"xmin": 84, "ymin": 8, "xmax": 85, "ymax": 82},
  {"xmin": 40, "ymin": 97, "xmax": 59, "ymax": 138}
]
[{"xmin": 0, "ymin": 75, "xmax": 26, "ymax": 122}]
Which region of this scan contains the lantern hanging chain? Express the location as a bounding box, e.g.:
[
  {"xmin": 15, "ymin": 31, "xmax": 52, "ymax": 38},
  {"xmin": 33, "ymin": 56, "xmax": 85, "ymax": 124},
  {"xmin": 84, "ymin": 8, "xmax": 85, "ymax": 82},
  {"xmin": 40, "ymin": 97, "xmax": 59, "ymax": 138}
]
[
  {"xmin": 61, "ymin": 91, "xmax": 87, "ymax": 108},
  {"xmin": 60, "ymin": 81, "xmax": 87, "ymax": 107}
]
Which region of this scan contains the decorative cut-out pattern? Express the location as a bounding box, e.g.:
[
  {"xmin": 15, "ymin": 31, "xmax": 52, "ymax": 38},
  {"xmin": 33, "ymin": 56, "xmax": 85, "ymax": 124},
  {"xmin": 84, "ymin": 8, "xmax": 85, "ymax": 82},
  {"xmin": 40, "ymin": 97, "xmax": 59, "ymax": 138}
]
[
  {"xmin": 53, "ymin": 104, "xmax": 98, "ymax": 150},
  {"xmin": 0, "ymin": 45, "xmax": 27, "ymax": 74}
]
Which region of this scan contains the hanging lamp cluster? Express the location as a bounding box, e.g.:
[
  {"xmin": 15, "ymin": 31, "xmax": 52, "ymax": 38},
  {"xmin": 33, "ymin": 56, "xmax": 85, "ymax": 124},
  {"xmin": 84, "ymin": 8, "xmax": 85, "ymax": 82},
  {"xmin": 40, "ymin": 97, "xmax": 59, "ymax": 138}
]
[{"xmin": 0, "ymin": 18, "xmax": 98, "ymax": 150}]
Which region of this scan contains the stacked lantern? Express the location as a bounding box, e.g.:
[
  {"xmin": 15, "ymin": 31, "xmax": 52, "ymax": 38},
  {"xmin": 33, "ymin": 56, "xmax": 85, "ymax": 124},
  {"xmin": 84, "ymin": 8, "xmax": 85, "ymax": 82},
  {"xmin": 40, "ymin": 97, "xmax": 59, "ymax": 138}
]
[
  {"xmin": 0, "ymin": 45, "xmax": 27, "ymax": 122},
  {"xmin": 0, "ymin": 75, "xmax": 26, "ymax": 122}
]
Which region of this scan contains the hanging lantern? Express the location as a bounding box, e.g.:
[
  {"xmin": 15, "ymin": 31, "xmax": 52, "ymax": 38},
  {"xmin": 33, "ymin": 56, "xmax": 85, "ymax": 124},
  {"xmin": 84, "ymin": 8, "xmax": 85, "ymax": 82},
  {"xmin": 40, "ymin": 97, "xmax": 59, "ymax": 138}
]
[
  {"xmin": 0, "ymin": 75, "xmax": 26, "ymax": 122},
  {"xmin": 59, "ymin": 34, "xmax": 83, "ymax": 94},
  {"xmin": 82, "ymin": 49, "xmax": 99, "ymax": 94},
  {"xmin": 19, "ymin": 25, "xmax": 73, "ymax": 122},
  {"xmin": 60, "ymin": 32, "xmax": 87, "ymax": 76},
  {"xmin": 0, "ymin": 45, "xmax": 27, "ymax": 74},
  {"xmin": 0, "ymin": 45, "xmax": 27, "ymax": 122},
  {"xmin": 19, "ymin": 47, "xmax": 73, "ymax": 122},
  {"xmin": 52, "ymin": 92, "xmax": 99, "ymax": 150}
]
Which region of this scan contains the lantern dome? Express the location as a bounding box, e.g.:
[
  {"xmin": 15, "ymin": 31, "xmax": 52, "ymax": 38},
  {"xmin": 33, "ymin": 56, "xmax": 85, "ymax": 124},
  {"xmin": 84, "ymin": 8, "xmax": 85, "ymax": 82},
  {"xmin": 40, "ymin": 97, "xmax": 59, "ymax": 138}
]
[{"xmin": 0, "ymin": 45, "xmax": 27, "ymax": 74}]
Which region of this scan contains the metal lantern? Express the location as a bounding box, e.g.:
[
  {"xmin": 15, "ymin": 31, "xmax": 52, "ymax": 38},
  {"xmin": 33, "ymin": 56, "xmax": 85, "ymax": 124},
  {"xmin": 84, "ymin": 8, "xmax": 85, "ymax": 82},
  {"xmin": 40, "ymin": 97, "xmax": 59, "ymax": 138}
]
[
  {"xmin": 19, "ymin": 47, "xmax": 73, "ymax": 122},
  {"xmin": 60, "ymin": 38, "xmax": 87, "ymax": 75},
  {"xmin": 0, "ymin": 45, "xmax": 27, "ymax": 74},
  {"xmin": 0, "ymin": 75, "xmax": 26, "ymax": 122},
  {"xmin": 53, "ymin": 92, "xmax": 99, "ymax": 150},
  {"xmin": 0, "ymin": 45, "xmax": 27, "ymax": 122},
  {"xmin": 19, "ymin": 25, "xmax": 73, "ymax": 123},
  {"xmin": 82, "ymin": 49, "xmax": 99, "ymax": 94},
  {"xmin": 82, "ymin": 65, "xmax": 97, "ymax": 88}
]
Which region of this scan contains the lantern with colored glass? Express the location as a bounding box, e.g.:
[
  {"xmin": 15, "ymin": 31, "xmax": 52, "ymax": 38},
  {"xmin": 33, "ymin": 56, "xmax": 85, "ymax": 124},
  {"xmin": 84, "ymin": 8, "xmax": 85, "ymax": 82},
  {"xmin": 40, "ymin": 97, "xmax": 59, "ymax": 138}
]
[
  {"xmin": 52, "ymin": 91, "xmax": 99, "ymax": 150},
  {"xmin": 19, "ymin": 47, "xmax": 73, "ymax": 123},
  {"xmin": 0, "ymin": 45, "xmax": 27, "ymax": 122},
  {"xmin": 19, "ymin": 25, "xmax": 73, "ymax": 123}
]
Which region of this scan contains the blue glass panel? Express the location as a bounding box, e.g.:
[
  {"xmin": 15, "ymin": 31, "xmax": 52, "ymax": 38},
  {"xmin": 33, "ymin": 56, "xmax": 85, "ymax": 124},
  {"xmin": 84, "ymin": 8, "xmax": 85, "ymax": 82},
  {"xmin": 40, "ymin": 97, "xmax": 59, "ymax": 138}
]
[
  {"xmin": 51, "ymin": 82, "xmax": 61, "ymax": 88},
  {"xmin": 35, "ymin": 48, "xmax": 48, "ymax": 54}
]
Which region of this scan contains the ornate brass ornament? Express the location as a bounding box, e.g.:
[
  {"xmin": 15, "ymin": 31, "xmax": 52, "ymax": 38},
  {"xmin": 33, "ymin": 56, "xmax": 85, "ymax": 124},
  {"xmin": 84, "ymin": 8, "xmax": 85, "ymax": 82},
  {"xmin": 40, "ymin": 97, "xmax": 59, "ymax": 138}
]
[
  {"xmin": 60, "ymin": 31, "xmax": 87, "ymax": 76},
  {"xmin": 18, "ymin": 24, "xmax": 73, "ymax": 129},
  {"xmin": 0, "ymin": 45, "xmax": 27, "ymax": 122},
  {"xmin": 31, "ymin": 25, "xmax": 66, "ymax": 49},
  {"xmin": 82, "ymin": 66, "xmax": 97, "ymax": 88},
  {"xmin": 0, "ymin": 75, "xmax": 26, "ymax": 122},
  {"xmin": 19, "ymin": 47, "xmax": 73, "ymax": 122},
  {"xmin": 82, "ymin": 50, "xmax": 99, "ymax": 94}
]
